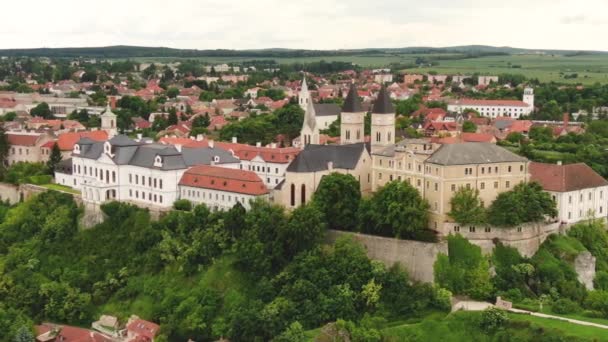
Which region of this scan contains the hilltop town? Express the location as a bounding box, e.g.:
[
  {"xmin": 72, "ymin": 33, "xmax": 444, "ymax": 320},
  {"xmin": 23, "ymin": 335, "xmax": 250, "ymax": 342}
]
[{"xmin": 3, "ymin": 54, "xmax": 608, "ymax": 341}]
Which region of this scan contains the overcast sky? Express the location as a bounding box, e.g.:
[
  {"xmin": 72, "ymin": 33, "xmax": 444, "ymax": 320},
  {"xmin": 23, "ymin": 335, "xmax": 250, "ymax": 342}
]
[{"xmin": 1, "ymin": 0, "xmax": 606, "ymax": 51}]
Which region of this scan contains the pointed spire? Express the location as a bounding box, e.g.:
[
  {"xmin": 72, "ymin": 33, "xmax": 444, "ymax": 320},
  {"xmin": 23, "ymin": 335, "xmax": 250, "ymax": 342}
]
[
  {"xmin": 101, "ymin": 103, "xmax": 116, "ymax": 117},
  {"xmin": 342, "ymin": 83, "xmax": 363, "ymax": 113},
  {"xmin": 303, "ymin": 94, "xmax": 317, "ymax": 130},
  {"xmin": 372, "ymin": 86, "xmax": 394, "ymax": 114},
  {"xmin": 301, "ymin": 76, "xmax": 308, "ymax": 93}
]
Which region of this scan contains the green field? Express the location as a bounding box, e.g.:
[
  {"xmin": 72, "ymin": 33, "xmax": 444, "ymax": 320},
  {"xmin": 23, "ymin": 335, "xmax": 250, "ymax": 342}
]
[
  {"xmin": 409, "ymin": 54, "xmax": 608, "ymax": 84},
  {"xmin": 127, "ymin": 53, "xmax": 608, "ymax": 84},
  {"xmin": 41, "ymin": 183, "xmax": 81, "ymax": 194}
]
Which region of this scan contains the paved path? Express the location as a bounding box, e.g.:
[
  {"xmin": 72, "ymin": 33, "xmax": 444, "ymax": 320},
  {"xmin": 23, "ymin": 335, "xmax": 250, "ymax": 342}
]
[{"xmin": 452, "ymin": 299, "xmax": 608, "ymax": 330}]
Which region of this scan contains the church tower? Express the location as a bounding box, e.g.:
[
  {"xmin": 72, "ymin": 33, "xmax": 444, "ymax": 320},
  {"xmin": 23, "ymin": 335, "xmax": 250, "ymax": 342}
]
[
  {"xmin": 101, "ymin": 104, "xmax": 118, "ymax": 138},
  {"xmin": 340, "ymin": 83, "xmax": 365, "ymax": 145},
  {"xmin": 370, "ymin": 86, "xmax": 395, "ymax": 154},
  {"xmin": 298, "ymin": 77, "xmax": 310, "ymax": 110},
  {"xmin": 300, "ymin": 94, "xmax": 319, "ymax": 147},
  {"xmin": 523, "ymin": 87, "xmax": 534, "ymax": 108}
]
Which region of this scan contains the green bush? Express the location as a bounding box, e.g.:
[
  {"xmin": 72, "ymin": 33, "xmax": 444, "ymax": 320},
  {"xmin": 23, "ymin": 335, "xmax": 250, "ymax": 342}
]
[
  {"xmin": 552, "ymin": 298, "xmax": 581, "ymax": 314},
  {"xmin": 28, "ymin": 174, "xmax": 52, "ymax": 185},
  {"xmin": 173, "ymin": 199, "xmax": 192, "ymax": 211},
  {"xmin": 480, "ymin": 307, "xmax": 508, "ymax": 333}
]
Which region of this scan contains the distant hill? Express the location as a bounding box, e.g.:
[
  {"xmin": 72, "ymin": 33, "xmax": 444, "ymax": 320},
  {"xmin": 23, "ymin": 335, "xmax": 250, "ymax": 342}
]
[{"xmin": 0, "ymin": 45, "xmax": 605, "ymax": 59}]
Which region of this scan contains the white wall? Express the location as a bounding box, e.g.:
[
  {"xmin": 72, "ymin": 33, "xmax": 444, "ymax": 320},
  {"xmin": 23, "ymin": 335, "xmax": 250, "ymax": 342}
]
[
  {"xmin": 552, "ymin": 186, "xmax": 608, "ymax": 224},
  {"xmin": 180, "ymin": 185, "xmax": 266, "ymax": 211}
]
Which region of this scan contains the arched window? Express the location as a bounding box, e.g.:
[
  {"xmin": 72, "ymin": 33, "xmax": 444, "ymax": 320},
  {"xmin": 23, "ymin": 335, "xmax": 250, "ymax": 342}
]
[
  {"xmin": 356, "ymin": 130, "xmax": 361, "ymax": 140},
  {"xmin": 290, "ymin": 183, "xmax": 295, "ymax": 206},
  {"xmin": 376, "ymin": 132, "xmax": 381, "ymax": 142},
  {"xmin": 301, "ymin": 184, "xmax": 306, "ymax": 204}
]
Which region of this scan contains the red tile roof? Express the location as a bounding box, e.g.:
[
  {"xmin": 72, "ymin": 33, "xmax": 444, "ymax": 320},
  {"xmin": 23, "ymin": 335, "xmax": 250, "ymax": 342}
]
[
  {"xmin": 530, "ymin": 162, "xmax": 608, "ymax": 192},
  {"xmin": 36, "ymin": 324, "xmax": 113, "ymax": 342},
  {"xmin": 6, "ymin": 133, "xmax": 42, "ymax": 146},
  {"xmin": 57, "ymin": 131, "xmax": 108, "ymax": 151},
  {"xmin": 159, "ymin": 137, "xmax": 300, "ymax": 164},
  {"xmin": 179, "ymin": 165, "xmax": 269, "ymax": 195},
  {"xmin": 461, "ymin": 133, "xmax": 495, "ymax": 143},
  {"xmin": 126, "ymin": 319, "xmax": 159, "ymax": 341}
]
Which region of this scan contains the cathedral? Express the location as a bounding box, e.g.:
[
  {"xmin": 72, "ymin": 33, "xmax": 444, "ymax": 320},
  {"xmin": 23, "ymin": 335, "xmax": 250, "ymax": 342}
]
[{"xmin": 275, "ymin": 78, "xmax": 397, "ymax": 208}]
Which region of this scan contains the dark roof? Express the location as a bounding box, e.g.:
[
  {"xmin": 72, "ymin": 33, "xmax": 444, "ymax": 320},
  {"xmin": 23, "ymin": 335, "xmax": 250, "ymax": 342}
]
[
  {"xmin": 108, "ymin": 135, "xmax": 141, "ymax": 147},
  {"xmin": 342, "ymin": 83, "xmax": 363, "ymax": 113},
  {"xmin": 286, "ymin": 143, "xmax": 367, "ymax": 173},
  {"xmin": 55, "ymin": 158, "xmax": 73, "ymax": 175},
  {"xmin": 372, "ymin": 86, "xmax": 394, "ymax": 114},
  {"xmin": 530, "ymin": 162, "xmax": 608, "ymax": 192},
  {"xmin": 426, "ymin": 143, "xmax": 527, "ymax": 165},
  {"xmin": 313, "ymin": 103, "xmax": 341, "ymax": 117}
]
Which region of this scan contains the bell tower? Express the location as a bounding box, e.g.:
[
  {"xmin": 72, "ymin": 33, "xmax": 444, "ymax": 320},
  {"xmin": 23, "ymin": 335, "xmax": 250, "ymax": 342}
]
[
  {"xmin": 101, "ymin": 104, "xmax": 118, "ymax": 138},
  {"xmin": 340, "ymin": 83, "xmax": 365, "ymax": 145},
  {"xmin": 370, "ymin": 86, "xmax": 395, "ymax": 154},
  {"xmin": 298, "ymin": 77, "xmax": 310, "ymax": 110}
]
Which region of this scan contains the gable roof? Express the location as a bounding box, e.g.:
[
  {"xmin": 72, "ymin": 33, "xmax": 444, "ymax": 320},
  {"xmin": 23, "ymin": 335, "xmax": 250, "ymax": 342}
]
[
  {"xmin": 6, "ymin": 132, "xmax": 43, "ymax": 146},
  {"xmin": 342, "ymin": 83, "xmax": 363, "ymax": 113},
  {"xmin": 286, "ymin": 143, "xmax": 367, "ymax": 173},
  {"xmin": 313, "ymin": 103, "xmax": 340, "ymax": 117},
  {"xmin": 372, "ymin": 86, "xmax": 394, "ymax": 114},
  {"xmin": 530, "ymin": 162, "xmax": 608, "ymax": 192},
  {"xmin": 57, "ymin": 130, "xmax": 108, "ymax": 151},
  {"xmin": 179, "ymin": 165, "xmax": 269, "ymax": 196},
  {"xmin": 426, "ymin": 142, "xmax": 527, "ymax": 165}
]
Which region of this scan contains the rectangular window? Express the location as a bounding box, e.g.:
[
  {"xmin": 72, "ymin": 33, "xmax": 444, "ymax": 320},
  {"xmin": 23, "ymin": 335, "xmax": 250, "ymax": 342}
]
[
  {"xmin": 506, "ymin": 181, "xmax": 510, "ymax": 188},
  {"xmin": 484, "ymin": 227, "xmax": 491, "ymax": 233},
  {"xmin": 434, "ymin": 183, "xmax": 438, "ymax": 191},
  {"xmin": 508, "ymin": 166, "xmax": 512, "ymax": 172},
  {"xmin": 480, "ymin": 182, "xmax": 485, "ymax": 190},
  {"xmin": 451, "ymin": 184, "xmax": 456, "ymax": 191},
  {"xmin": 494, "ymin": 181, "xmax": 498, "ymax": 189},
  {"xmin": 159, "ymin": 179, "xmax": 163, "ymax": 189},
  {"xmin": 469, "ymin": 226, "xmax": 476, "ymax": 233}
]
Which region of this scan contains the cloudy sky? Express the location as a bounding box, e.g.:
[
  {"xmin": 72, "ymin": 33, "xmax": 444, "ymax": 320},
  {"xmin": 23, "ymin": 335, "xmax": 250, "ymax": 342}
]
[{"xmin": 2, "ymin": 0, "xmax": 606, "ymax": 51}]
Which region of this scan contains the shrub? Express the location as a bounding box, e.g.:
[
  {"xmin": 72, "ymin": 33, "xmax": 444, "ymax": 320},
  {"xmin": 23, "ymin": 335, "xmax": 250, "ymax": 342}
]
[
  {"xmin": 173, "ymin": 199, "xmax": 192, "ymax": 211},
  {"xmin": 480, "ymin": 307, "xmax": 508, "ymax": 332},
  {"xmin": 551, "ymin": 298, "xmax": 581, "ymax": 314}
]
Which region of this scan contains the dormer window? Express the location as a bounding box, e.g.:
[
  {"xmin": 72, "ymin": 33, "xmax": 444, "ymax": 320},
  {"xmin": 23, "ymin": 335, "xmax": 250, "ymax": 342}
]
[
  {"xmin": 73, "ymin": 144, "xmax": 80, "ymax": 154},
  {"xmin": 213, "ymin": 156, "xmax": 220, "ymax": 163},
  {"xmin": 154, "ymin": 155, "xmax": 163, "ymax": 167},
  {"xmin": 104, "ymin": 142, "xmax": 113, "ymax": 156}
]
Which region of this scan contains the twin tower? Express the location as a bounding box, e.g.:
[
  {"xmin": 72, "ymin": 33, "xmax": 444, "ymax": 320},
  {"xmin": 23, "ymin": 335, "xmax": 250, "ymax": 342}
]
[{"xmin": 299, "ymin": 78, "xmax": 395, "ymax": 153}]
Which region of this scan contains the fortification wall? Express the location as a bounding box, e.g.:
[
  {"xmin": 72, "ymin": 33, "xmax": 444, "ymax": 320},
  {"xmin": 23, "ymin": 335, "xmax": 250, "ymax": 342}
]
[
  {"xmin": 325, "ymin": 230, "xmax": 447, "ymax": 283},
  {"xmin": 443, "ymin": 222, "xmax": 563, "ymax": 257},
  {"xmin": 0, "ymin": 183, "xmax": 20, "ymax": 204}
]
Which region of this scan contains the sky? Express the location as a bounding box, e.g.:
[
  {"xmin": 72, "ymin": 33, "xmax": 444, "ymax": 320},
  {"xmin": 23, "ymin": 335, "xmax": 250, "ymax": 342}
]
[{"xmin": 1, "ymin": 0, "xmax": 607, "ymax": 51}]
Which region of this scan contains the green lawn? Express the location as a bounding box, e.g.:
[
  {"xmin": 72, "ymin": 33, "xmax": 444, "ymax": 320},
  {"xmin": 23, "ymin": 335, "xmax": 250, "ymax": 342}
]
[
  {"xmin": 508, "ymin": 312, "xmax": 608, "ymax": 340},
  {"xmin": 41, "ymin": 183, "xmax": 81, "ymax": 194}
]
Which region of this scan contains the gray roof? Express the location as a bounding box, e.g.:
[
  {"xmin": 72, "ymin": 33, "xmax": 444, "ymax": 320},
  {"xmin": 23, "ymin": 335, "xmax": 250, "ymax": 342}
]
[
  {"xmin": 495, "ymin": 120, "xmax": 513, "ymax": 130},
  {"xmin": 286, "ymin": 143, "xmax": 366, "ymax": 173},
  {"xmin": 342, "ymin": 83, "xmax": 363, "ymax": 113},
  {"xmin": 372, "ymin": 86, "xmax": 394, "ymax": 114},
  {"xmin": 313, "ymin": 103, "xmax": 341, "ymax": 117},
  {"xmin": 74, "ymin": 134, "xmax": 239, "ymax": 170},
  {"xmin": 426, "ymin": 143, "xmax": 527, "ymax": 166}
]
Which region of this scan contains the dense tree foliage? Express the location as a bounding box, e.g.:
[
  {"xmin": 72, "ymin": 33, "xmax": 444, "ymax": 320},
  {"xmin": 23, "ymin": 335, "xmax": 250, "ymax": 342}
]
[
  {"xmin": 359, "ymin": 181, "xmax": 431, "ymax": 240},
  {"xmin": 312, "ymin": 173, "xmax": 361, "ymax": 231},
  {"xmin": 487, "ymin": 182, "xmax": 557, "ymax": 227},
  {"xmin": 448, "ymin": 188, "xmax": 486, "ymax": 225},
  {"xmin": 220, "ymin": 104, "xmax": 304, "ymax": 144}
]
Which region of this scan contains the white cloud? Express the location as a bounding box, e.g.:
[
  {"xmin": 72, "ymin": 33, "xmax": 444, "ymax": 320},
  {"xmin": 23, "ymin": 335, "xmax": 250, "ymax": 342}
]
[{"xmin": 0, "ymin": 0, "xmax": 606, "ymax": 51}]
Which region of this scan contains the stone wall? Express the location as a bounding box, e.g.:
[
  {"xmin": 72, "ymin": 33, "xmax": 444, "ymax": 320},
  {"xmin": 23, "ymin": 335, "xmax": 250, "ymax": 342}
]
[
  {"xmin": 0, "ymin": 183, "xmax": 20, "ymax": 204},
  {"xmin": 575, "ymin": 251, "xmax": 596, "ymax": 291},
  {"xmin": 325, "ymin": 230, "xmax": 447, "ymax": 283},
  {"xmin": 443, "ymin": 222, "xmax": 562, "ymax": 257}
]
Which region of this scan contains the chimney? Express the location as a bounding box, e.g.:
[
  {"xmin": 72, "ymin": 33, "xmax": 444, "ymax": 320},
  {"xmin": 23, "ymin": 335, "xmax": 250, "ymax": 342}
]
[
  {"xmin": 209, "ymin": 140, "xmax": 215, "ymax": 149},
  {"xmin": 109, "ymin": 96, "xmax": 117, "ymax": 109},
  {"xmin": 256, "ymin": 142, "xmax": 261, "ymax": 147},
  {"xmin": 557, "ymin": 160, "xmax": 562, "ymax": 166},
  {"xmin": 563, "ymin": 113, "xmax": 569, "ymax": 128},
  {"xmin": 232, "ymin": 136, "xmax": 238, "ymax": 143},
  {"xmin": 271, "ymin": 143, "xmax": 277, "ymax": 148},
  {"xmin": 175, "ymin": 144, "xmax": 182, "ymax": 152},
  {"xmin": 196, "ymin": 134, "xmax": 204, "ymax": 141}
]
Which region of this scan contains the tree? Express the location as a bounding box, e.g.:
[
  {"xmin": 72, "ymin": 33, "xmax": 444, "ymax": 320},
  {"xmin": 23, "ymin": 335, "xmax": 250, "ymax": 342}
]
[
  {"xmin": 274, "ymin": 321, "xmax": 305, "ymax": 342},
  {"xmin": 585, "ymin": 290, "xmax": 608, "ymax": 317},
  {"xmin": 13, "ymin": 326, "xmax": 34, "ymax": 342},
  {"xmin": 166, "ymin": 87, "xmax": 180, "ymax": 98},
  {"xmin": 30, "ymin": 102, "xmax": 53, "ymax": 119},
  {"xmin": 281, "ymin": 203, "xmax": 326, "ymax": 260},
  {"xmin": 480, "ymin": 307, "xmax": 508, "ymax": 332},
  {"xmin": 487, "ymin": 182, "xmax": 557, "ymax": 227},
  {"xmin": 3, "ymin": 111, "xmax": 17, "ymax": 122},
  {"xmin": 192, "ymin": 114, "xmax": 210, "ymax": 129},
  {"xmin": 506, "ymin": 132, "xmax": 524, "ymax": 144},
  {"xmin": 312, "ymin": 173, "xmax": 361, "ymax": 231},
  {"xmin": 359, "ymin": 181, "xmax": 430, "ymax": 240},
  {"xmin": 46, "ymin": 143, "xmax": 62, "ymax": 173},
  {"xmin": 529, "ymin": 126, "xmax": 553, "ymax": 142},
  {"xmin": 0, "ymin": 127, "xmax": 9, "ymax": 176},
  {"xmin": 167, "ymin": 107, "xmax": 178, "ymax": 126},
  {"xmin": 462, "ymin": 121, "xmax": 477, "ymax": 133},
  {"xmin": 448, "ymin": 188, "xmax": 486, "ymax": 225}
]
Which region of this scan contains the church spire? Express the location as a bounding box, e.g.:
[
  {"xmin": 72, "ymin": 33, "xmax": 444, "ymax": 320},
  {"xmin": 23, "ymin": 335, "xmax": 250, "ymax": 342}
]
[
  {"xmin": 298, "ymin": 76, "xmax": 310, "ymax": 110},
  {"xmin": 342, "ymin": 83, "xmax": 363, "ymax": 113},
  {"xmin": 300, "ymin": 93, "xmax": 319, "ymax": 147}
]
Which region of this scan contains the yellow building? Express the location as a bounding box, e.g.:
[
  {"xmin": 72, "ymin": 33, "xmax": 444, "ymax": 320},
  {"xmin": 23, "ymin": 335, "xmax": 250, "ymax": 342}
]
[{"xmin": 373, "ymin": 141, "xmax": 529, "ymax": 235}]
